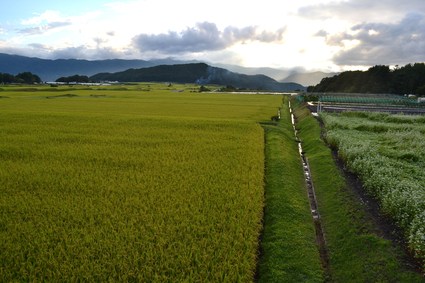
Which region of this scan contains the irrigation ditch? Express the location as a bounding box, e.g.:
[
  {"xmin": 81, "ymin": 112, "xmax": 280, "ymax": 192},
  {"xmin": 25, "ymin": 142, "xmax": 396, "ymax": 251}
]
[
  {"xmin": 289, "ymin": 101, "xmax": 331, "ymax": 279},
  {"xmin": 257, "ymin": 98, "xmax": 424, "ymax": 281},
  {"xmin": 298, "ymin": 99, "xmax": 424, "ymax": 280}
]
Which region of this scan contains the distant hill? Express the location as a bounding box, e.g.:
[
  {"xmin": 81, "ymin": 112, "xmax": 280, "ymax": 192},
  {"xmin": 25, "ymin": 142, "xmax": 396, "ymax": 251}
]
[
  {"xmin": 213, "ymin": 63, "xmax": 292, "ymax": 82},
  {"xmin": 280, "ymin": 71, "xmax": 338, "ymax": 87},
  {"xmin": 90, "ymin": 63, "xmax": 305, "ymax": 92},
  {"xmin": 310, "ymin": 63, "xmax": 425, "ymax": 95},
  {"xmin": 0, "ymin": 53, "xmax": 195, "ymax": 82}
]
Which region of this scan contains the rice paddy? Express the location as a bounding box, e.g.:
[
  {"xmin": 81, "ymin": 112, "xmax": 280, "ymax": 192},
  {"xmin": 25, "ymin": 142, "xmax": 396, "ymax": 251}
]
[{"xmin": 0, "ymin": 84, "xmax": 282, "ymax": 281}]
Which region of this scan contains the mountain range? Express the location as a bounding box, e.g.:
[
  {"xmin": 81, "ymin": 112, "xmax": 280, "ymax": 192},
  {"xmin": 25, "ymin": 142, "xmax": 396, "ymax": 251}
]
[
  {"xmin": 0, "ymin": 53, "xmax": 189, "ymax": 82},
  {"xmin": 0, "ymin": 53, "xmax": 334, "ymax": 88}
]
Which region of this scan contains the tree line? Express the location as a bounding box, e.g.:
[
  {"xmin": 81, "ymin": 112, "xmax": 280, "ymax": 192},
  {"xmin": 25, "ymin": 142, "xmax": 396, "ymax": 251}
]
[
  {"xmin": 55, "ymin": 74, "xmax": 90, "ymax": 83},
  {"xmin": 308, "ymin": 63, "xmax": 425, "ymax": 96},
  {"xmin": 0, "ymin": 72, "xmax": 41, "ymax": 84},
  {"xmin": 0, "ymin": 72, "xmax": 92, "ymax": 84}
]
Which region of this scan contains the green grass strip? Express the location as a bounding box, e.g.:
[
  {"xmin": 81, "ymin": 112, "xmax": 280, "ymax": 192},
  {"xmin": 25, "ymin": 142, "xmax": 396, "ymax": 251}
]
[
  {"xmin": 293, "ymin": 100, "xmax": 423, "ymax": 282},
  {"xmin": 257, "ymin": 96, "xmax": 324, "ymax": 282}
]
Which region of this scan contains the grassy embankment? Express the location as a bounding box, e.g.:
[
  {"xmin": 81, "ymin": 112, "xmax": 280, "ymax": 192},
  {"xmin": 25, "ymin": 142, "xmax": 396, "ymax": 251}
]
[
  {"xmin": 257, "ymin": 96, "xmax": 324, "ymax": 282},
  {"xmin": 292, "ymin": 100, "xmax": 423, "ymax": 282}
]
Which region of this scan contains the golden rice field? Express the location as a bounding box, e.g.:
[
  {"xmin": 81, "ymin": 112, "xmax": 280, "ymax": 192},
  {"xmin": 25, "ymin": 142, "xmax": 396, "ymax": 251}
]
[{"xmin": 0, "ymin": 84, "xmax": 282, "ymax": 281}]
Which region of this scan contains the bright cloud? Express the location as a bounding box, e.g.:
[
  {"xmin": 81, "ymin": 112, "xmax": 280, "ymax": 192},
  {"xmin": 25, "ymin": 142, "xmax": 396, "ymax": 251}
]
[
  {"xmin": 18, "ymin": 21, "xmax": 71, "ymax": 35},
  {"xmin": 21, "ymin": 10, "xmax": 64, "ymax": 25}
]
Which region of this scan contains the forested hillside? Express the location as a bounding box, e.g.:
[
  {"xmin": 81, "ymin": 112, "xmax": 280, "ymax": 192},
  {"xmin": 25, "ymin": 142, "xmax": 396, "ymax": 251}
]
[
  {"xmin": 0, "ymin": 72, "xmax": 41, "ymax": 84},
  {"xmin": 309, "ymin": 63, "xmax": 425, "ymax": 95},
  {"xmin": 90, "ymin": 63, "xmax": 305, "ymax": 91}
]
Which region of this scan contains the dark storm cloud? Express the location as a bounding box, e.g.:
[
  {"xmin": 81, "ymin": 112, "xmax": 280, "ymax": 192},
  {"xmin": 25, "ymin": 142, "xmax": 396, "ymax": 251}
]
[
  {"xmin": 132, "ymin": 22, "xmax": 285, "ymax": 54},
  {"xmin": 18, "ymin": 21, "xmax": 71, "ymax": 35},
  {"xmin": 326, "ymin": 13, "xmax": 425, "ymax": 66}
]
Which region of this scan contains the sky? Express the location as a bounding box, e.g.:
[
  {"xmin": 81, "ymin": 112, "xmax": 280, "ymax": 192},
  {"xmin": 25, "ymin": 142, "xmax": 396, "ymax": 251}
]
[{"xmin": 1, "ymin": 0, "xmax": 425, "ymax": 73}]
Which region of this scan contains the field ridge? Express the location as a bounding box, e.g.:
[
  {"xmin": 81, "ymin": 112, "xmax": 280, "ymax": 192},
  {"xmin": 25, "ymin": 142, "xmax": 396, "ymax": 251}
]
[{"xmin": 257, "ymin": 96, "xmax": 324, "ymax": 282}]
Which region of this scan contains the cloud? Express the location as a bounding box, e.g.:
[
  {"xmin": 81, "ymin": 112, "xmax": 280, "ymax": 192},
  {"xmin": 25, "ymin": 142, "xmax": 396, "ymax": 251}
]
[
  {"xmin": 326, "ymin": 13, "xmax": 425, "ymax": 66},
  {"xmin": 132, "ymin": 22, "xmax": 285, "ymax": 54},
  {"xmin": 314, "ymin": 30, "xmax": 328, "ymax": 37},
  {"xmin": 21, "ymin": 10, "xmax": 69, "ymax": 25},
  {"xmin": 299, "ymin": 0, "xmax": 425, "ymax": 22},
  {"xmin": 18, "ymin": 21, "xmax": 71, "ymax": 35},
  {"xmin": 0, "ymin": 44, "xmax": 124, "ymax": 61},
  {"xmin": 28, "ymin": 43, "xmax": 49, "ymax": 49},
  {"xmin": 51, "ymin": 46, "xmax": 125, "ymax": 60}
]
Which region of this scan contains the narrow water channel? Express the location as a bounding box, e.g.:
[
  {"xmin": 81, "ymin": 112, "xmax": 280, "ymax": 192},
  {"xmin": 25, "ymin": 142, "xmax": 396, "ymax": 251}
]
[{"xmin": 288, "ymin": 101, "xmax": 331, "ymax": 279}]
